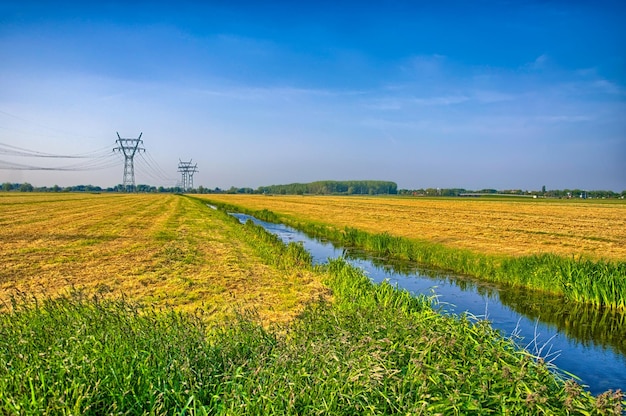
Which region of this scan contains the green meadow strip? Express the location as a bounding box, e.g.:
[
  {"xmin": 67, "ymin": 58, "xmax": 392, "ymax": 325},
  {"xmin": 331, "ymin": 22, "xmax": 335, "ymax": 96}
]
[
  {"xmin": 216, "ymin": 205, "xmax": 313, "ymax": 271},
  {"xmin": 2, "ymin": 261, "xmax": 621, "ymax": 414},
  {"xmin": 202, "ymin": 199, "xmax": 626, "ymax": 310}
]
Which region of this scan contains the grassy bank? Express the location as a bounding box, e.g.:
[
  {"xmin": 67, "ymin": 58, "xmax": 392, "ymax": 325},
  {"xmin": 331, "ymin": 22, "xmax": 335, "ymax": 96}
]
[
  {"xmin": 2, "ymin": 259, "xmax": 621, "ymax": 414},
  {"xmin": 203, "ymin": 198, "xmax": 626, "ymax": 310}
]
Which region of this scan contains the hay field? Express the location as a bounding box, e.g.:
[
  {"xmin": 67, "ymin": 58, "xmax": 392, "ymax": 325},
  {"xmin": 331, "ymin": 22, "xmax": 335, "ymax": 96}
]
[
  {"xmin": 0, "ymin": 193, "xmax": 326, "ymax": 323},
  {"xmin": 203, "ymin": 195, "xmax": 626, "ymax": 260}
]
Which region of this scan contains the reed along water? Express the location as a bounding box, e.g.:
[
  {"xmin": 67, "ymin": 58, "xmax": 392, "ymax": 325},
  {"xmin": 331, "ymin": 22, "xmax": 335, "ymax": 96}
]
[{"xmin": 232, "ymin": 213, "xmax": 626, "ymax": 396}]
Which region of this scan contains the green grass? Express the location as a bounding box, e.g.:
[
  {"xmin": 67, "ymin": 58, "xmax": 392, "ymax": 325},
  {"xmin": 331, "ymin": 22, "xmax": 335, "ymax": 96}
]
[
  {"xmin": 2, "ymin": 260, "xmax": 623, "ymax": 414},
  {"xmin": 0, "ymin": 291, "xmax": 214, "ymax": 414},
  {"xmin": 338, "ymin": 227, "xmax": 626, "ymax": 310},
  {"xmin": 236, "ymin": 215, "xmax": 313, "ymax": 271}
]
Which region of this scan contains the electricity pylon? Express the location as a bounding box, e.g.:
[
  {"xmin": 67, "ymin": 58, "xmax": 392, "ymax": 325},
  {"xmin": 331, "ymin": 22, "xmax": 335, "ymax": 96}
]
[
  {"xmin": 114, "ymin": 132, "xmax": 144, "ymax": 192},
  {"xmin": 177, "ymin": 159, "xmax": 198, "ymax": 192}
]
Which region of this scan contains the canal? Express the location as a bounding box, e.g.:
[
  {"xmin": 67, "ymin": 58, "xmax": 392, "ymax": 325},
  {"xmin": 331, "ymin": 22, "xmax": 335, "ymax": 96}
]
[{"xmin": 232, "ymin": 212, "xmax": 626, "ymax": 396}]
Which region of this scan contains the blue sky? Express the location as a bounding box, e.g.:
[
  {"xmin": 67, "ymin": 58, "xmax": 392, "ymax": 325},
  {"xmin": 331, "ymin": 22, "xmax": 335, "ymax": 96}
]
[{"xmin": 1, "ymin": 1, "xmax": 624, "ymax": 191}]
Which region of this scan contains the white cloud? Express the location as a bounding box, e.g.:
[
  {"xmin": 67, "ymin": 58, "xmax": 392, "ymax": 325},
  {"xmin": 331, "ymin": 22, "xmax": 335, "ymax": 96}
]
[
  {"xmin": 591, "ymin": 79, "xmax": 623, "ymax": 95},
  {"xmin": 528, "ymin": 53, "xmax": 549, "ymax": 70}
]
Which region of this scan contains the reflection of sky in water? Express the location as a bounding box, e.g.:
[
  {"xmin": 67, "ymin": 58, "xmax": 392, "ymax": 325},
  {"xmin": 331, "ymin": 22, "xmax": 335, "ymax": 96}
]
[{"xmin": 232, "ymin": 213, "xmax": 626, "ymax": 395}]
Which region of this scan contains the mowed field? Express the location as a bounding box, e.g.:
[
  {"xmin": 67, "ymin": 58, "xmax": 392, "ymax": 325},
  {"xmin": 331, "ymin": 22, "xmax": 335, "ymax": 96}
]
[
  {"xmin": 0, "ymin": 193, "xmax": 326, "ymax": 323},
  {"xmin": 202, "ymin": 195, "xmax": 626, "ymax": 261},
  {"xmin": 3, "ymin": 194, "xmax": 615, "ymax": 414}
]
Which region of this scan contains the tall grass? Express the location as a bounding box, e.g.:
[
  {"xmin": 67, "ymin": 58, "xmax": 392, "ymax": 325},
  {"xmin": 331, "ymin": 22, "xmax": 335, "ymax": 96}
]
[
  {"xmin": 341, "ymin": 228, "xmax": 626, "ymax": 310},
  {"xmin": 0, "ymin": 291, "xmax": 218, "ymax": 414},
  {"xmin": 204, "ymin": 198, "xmax": 625, "ymax": 310},
  {"xmin": 3, "ymin": 260, "xmax": 622, "ymax": 414},
  {"xmin": 238, "ymin": 216, "xmax": 313, "ymax": 270}
]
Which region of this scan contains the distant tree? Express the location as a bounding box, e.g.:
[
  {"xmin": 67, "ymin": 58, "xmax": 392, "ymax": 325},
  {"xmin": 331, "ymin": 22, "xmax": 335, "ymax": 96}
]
[
  {"xmin": 440, "ymin": 188, "xmax": 466, "ymax": 197},
  {"xmin": 19, "ymin": 183, "xmax": 34, "ymax": 192},
  {"xmin": 2, "ymin": 182, "xmax": 12, "ymax": 192},
  {"xmin": 82, "ymin": 185, "xmax": 102, "ymax": 192}
]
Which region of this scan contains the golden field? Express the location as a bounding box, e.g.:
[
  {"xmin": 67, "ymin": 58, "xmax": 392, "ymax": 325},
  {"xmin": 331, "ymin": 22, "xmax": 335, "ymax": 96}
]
[
  {"xmin": 0, "ymin": 193, "xmax": 327, "ymax": 323},
  {"xmin": 202, "ymin": 194, "xmax": 626, "ymax": 260}
]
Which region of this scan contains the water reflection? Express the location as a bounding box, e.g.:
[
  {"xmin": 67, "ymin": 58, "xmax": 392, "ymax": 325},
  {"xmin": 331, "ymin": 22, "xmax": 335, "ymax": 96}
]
[
  {"xmin": 344, "ymin": 248, "xmax": 626, "ymax": 358},
  {"xmin": 230, "ymin": 213, "xmax": 626, "ymax": 395},
  {"xmin": 498, "ymin": 290, "xmax": 626, "ymax": 357}
]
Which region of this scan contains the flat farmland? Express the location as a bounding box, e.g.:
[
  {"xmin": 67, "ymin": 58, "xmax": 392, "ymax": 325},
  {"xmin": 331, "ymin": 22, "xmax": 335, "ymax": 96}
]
[
  {"xmin": 0, "ymin": 193, "xmax": 326, "ymax": 323},
  {"xmin": 202, "ymin": 195, "xmax": 626, "ymax": 260},
  {"xmin": 0, "ymin": 194, "xmax": 620, "ymax": 413}
]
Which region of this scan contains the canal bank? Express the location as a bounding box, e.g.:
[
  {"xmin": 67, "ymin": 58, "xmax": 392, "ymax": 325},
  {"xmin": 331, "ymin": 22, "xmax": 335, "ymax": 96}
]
[{"xmin": 231, "ymin": 212, "xmax": 626, "ymax": 396}]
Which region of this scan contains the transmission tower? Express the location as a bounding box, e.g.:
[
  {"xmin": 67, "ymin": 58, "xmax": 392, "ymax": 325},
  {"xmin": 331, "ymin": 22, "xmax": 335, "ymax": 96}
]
[
  {"xmin": 177, "ymin": 159, "xmax": 198, "ymax": 192},
  {"xmin": 114, "ymin": 132, "xmax": 144, "ymax": 192}
]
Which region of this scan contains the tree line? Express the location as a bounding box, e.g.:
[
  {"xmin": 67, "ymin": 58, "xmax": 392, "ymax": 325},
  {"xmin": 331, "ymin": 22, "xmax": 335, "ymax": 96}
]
[
  {"xmin": 2, "ymin": 181, "xmax": 624, "ymax": 199},
  {"xmin": 0, "ymin": 180, "xmax": 399, "ymax": 195},
  {"xmin": 257, "ymin": 180, "xmax": 398, "ymax": 195},
  {"xmin": 397, "ymin": 187, "xmax": 626, "ymax": 199},
  {"xmin": 1, "ymin": 183, "xmax": 177, "ymax": 193}
]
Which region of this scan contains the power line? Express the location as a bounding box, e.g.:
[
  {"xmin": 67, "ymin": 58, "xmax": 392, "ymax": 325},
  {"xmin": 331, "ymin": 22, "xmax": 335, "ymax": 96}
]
[
  {"xmin": 1, "ymin": 132, "xmax": 181, "ymax": 188},
  {"xmin": 0, "ymin": 142, "xmax": 119, "ymax": 171},
  {"xmin": 56, "ymin": 153, "xmax": 120, "ymax": 171},
  {"xmin": 136, "ymin": 151, "xmax": 177, "ymax": 183},
  {"xmin": 145, "ymin": 150, "xmax": 176, "ymax": 180},
  {"xmin": 135, "ymin": 155, "xmax": 177, "ymax": 186},
  {"xmin": 0, "ymin": 153, "xmax": 119, "ymax": 171},
  {"xmin": 0, "ymin": 141, "xmax": 113, "ymax": 158}
]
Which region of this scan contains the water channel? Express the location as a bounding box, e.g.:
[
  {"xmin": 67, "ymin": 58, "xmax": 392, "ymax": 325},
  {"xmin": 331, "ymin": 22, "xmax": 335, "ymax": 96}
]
[{"xmin": 231, "ymin": 212, "xmax": 626, "ymax": 396}]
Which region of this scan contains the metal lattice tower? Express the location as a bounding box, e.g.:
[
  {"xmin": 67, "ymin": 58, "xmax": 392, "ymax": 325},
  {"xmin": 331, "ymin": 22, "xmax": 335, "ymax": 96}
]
[
  {"xmin": 177, "ymin": 159, "xmax": 198, "ymax": 192},
  {"xmin": 114, "ymin": 132, "xmax": 144, "ymax": 192}
]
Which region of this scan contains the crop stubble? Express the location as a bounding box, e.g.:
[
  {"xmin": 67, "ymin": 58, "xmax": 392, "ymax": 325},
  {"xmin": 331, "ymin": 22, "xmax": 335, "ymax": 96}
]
[
  {"xmin": 0, "ymin": 193, "xmax": 326, "ymax": 324},
  {"xmin": 203, "ymin": 195, "xmax": 626, "ymax": 260}
]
